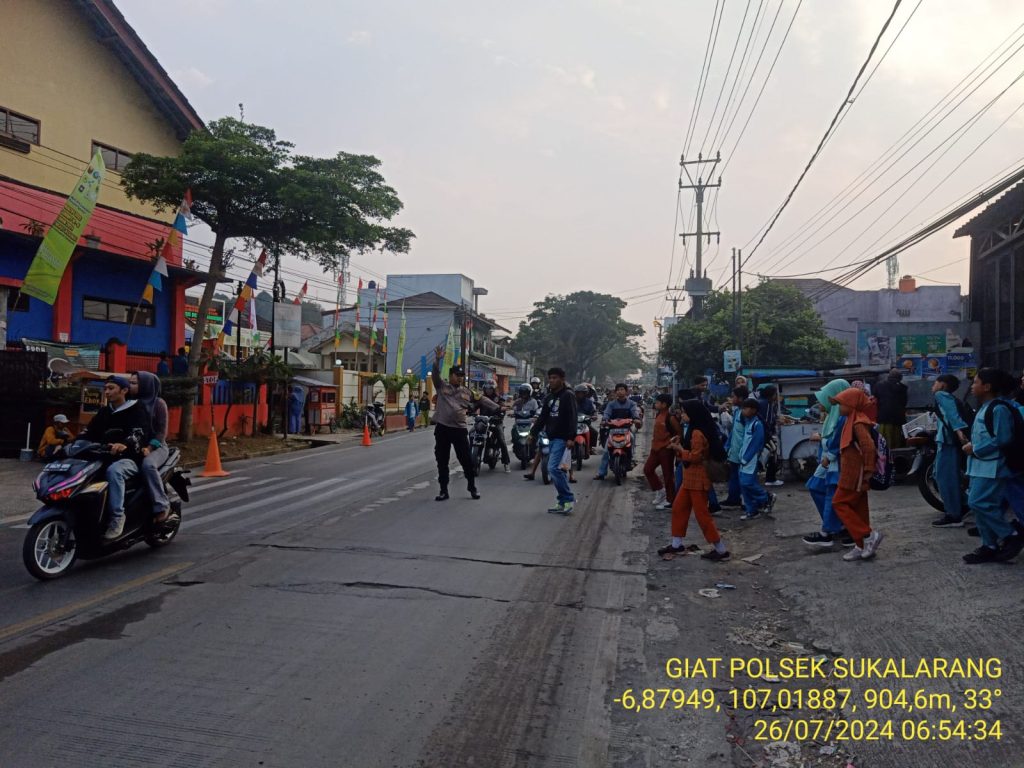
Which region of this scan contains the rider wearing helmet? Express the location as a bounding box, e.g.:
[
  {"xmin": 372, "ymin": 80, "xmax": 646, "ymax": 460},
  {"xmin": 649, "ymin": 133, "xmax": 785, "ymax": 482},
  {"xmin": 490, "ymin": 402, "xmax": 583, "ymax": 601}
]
[
  {"xmin": 574, "ymin": 383, "xmax": 599, "ymax": 453},
  {"xmin": 514, "ymin": 383, "xmax": 540, "ymax": 417},
  {"xmin": 530, "ymin": 376, "xmax": 543, "ymax": 400}
]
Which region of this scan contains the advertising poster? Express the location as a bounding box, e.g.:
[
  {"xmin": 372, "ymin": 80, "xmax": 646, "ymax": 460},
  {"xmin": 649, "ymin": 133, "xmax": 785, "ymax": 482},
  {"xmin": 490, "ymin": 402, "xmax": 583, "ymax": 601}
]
[
  {"xmin": 922, "ymin": 355, "xmax": 946, "ymax": 378},
  {"xmin": 897, "ymin": 355, "xmax": 923, "ymax": 377}
]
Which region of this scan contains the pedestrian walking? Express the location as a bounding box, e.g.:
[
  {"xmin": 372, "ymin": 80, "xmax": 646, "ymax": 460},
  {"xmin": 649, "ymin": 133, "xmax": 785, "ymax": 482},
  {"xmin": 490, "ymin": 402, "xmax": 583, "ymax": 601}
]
[
  {"xmin": 829, "ymin": 388, "xmax": 884, "ymax": 562},
  {"xmin": 720, "ymin": 386, "xmax": 748, "ymax": 508},
  {"xmin": 874, "ymin": 368, "xmax": 908, "ymax": 450},
  {"xmin": 930, "ymin": 374, "xmax": 970, "ymax": 528},
  {"xmin": 961, "ymin": 368, "xmax": 1024, "ymax": 563},
  {"xmin": 404, "ymin": 395, "xmax": 419, "ymax": 432},
  {"xmin": 171, "ymin": 346, "xmax": 189, "ymax": 376},
  {"xmin": 644, "ymin": 393, "xmax": 681, "ymax": 510},
  {"xmin": 802, "ymin": 379, "xmax": 850, "ymax": 549},
  {"xmin": 156, "ymin": 351, "xmax": 170, "ymax": 377},
  {"xmin": 419, "ymin": 390, "xmax": 431, "ymax": 429},
  {"xmin": 430, "ymin": 344, "xmax": 498, "ymax": 501},
  {"xmin": 738, "ymin": 398, "xmax": 776, "ymax": 520},
  {"xmin": 529, "ymin": 367, "xmax": 577, "ymax": 514},
  {"xmin": 658, "ymin": 400, "xmax": 730, "ymax": 561}
]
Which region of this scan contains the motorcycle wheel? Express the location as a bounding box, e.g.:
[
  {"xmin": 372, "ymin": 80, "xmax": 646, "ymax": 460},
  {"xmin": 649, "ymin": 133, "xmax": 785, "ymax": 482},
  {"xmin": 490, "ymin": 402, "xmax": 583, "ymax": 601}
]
[
  {"xmin": 487, "ymin": 456, "xmax": 498, "ymax": 470},
  {"xmin": 917, "ymin": 458, "xmax": 946, "ymax": 513},
  {"xmin": 541, "ymin": 461, "xmax": 550, "ymax": 485},
  {"xmin": 611, "ymin": 455, "xmax": 622, "ymax": 485},
  {"xmin": 520, "ymin": 458, "xmax": 528, "ymax": 471},
  {"xmin": 23, "ymin": 520, "xmax": 78, "ymax": 581},
  {"xmin": 471, "ymin": 444, "xmax": 484, "ymax": 474},
  {"xmin": 146, "ymin": 516, "xmax": 181, "ymax": 548},
  {"xmin": 788, "ymin": 439, "xmax": 818, "ymax": 482},
  {"xmin": 574, "ymin": 445, "xmax": 583, "ymax": 472}
]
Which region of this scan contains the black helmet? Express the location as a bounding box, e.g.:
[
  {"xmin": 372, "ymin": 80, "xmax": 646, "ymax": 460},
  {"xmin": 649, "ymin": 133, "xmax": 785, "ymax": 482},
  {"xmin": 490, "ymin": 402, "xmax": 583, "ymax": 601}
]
[
  {"xmin": 518, "ymin": 384, "xmax": 532, "ymax": 398},
  {"xmin": 574, "ymin": 383, "xmax": 589, "ymax": 394}
]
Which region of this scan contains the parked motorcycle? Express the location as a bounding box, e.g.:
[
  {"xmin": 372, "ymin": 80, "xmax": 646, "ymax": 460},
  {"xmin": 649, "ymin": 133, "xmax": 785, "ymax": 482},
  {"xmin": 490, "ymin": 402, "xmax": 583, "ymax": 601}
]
[
  {"xmin": 907, "ymin": 430, "xmax": 968, "ymax": 513},
  {"xmin": 571, "ymin": 415, "xmax": 593, "ymax": 471},
  {"xmin": 510, "ymin": 411, "xmax": 536, "ymax": 470},
  {"xmin": 364, "ymin": 402, "xmax": 386, "ymax": 436},
  {"xmin": 23, "ymin": 430, "xmax": 189, "ymax": 581},
  {"xmin": 605, "ymin": 418, "xmax": 635, "ymax": 485}
]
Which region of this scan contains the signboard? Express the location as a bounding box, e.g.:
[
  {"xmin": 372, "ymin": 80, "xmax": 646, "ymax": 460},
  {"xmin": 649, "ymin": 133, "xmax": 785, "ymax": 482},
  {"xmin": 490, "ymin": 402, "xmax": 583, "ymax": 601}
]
[
  {"xmin": 723, "ymin": 349, "xmax": 742, "ymax": 373},
  {"xmin": 866, "ymin": 335, "xmax": 892, "ymax": 366},
  {"xmin": 895, "ymin": 334, "xmax": 945, "ymax": 356},
  {"xmin": 22, "ymin": 338, "xmax": 101, "ymax": 371},
  {"xmin": 202, "ymin": 374, "xmax": 219, "ymax": 385},
  {"xmin": 274, "ymin": 302, "xmax": 302, "ymax": 349},
  {"xmin": 184, "ymin": 299, "xmax": 225, "ymax": 325},
  {"xmin": 923, "ymin": 354, "xmax": 946, "ymax": 378},
  {"xmin": 897, "ymin": 355, "xmax": 923, "ymax": 376},
  {"xmin": 946, "ymin": 348, "xmax": 977, "ymax": 373}
]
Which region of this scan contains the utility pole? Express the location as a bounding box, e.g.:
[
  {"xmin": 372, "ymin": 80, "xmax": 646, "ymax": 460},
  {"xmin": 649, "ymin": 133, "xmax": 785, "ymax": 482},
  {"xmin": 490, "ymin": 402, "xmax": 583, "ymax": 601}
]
[
  {"xmin": 679, "ymin": 152, "xmax": 721, "ymax": 320},
  {"xmin": 737, "ymin": 248, "xmax": 743, "ymax": 358}
]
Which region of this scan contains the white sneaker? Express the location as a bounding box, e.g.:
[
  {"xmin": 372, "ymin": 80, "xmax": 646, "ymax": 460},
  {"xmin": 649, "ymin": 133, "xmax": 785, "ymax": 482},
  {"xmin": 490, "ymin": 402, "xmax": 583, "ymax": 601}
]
[
  {"xmin": 655, "ymin": 500, "xmax": 672, "ymax": 510},
  {"xmin": 765, "ymin": 480, "xmax": 784, "ymax": 487},
  {"xmin": 861, "ymin": 530, "xmax": 884, "ymax": 559},
  {"xmin": 842, "ymin": 546, "xmax": 864, "ymax": 561},
  {"xmin": 652, "ymin": 489, "xmax": 667, "ymax": 508},
  {"xmin": 103, "ymin": 513, "xmax": 126, "ymax": 540}
]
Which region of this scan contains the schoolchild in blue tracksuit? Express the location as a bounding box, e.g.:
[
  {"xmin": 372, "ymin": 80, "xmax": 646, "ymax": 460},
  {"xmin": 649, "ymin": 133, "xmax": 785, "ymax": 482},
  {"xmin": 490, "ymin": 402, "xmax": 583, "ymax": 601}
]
[
  {"xmin": 802, "ymin": 379, "xmax": 849, "ymax": 548},
  {"xmin": 721, "ymin": 386, "xmax": 748, "ymax": 508},
  {"xmin": 738, "ymin": 398, "xmax": 776, "ymax": 520},
  {"xmin": 931, "ymin": 374, "xmax": 969, "ymax": 527},
  {"xmin": 1004, "ymin": 396, "xmax": 1024, "ymax": 527},
  {"xmin": 404, "ymin": 396, "xmax": 419, "ymax": 432},
  {"xmin": 962, "ymin": 368, "xmax": 1024, "ymax": 564}
]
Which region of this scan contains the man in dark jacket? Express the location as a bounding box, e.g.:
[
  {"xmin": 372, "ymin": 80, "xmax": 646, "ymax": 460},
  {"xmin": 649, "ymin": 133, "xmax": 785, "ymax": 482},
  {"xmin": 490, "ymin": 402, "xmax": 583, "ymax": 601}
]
[
  {"xmin": 530, "ymin": 367, "xmax": 578, "ymax": 515},
  {"xmin": 81, "ymin": 375, "xmax": 152, "ymax": 539},
  {"xmin": 874, "ymin": 368, "xmax": 909, "ymax": 449}
]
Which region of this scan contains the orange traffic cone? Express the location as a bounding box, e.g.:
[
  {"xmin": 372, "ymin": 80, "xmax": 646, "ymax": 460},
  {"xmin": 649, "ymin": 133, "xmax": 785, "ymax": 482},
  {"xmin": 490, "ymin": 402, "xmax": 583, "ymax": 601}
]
[
  {"xmin": 198, "ymin": 430, "xmax": 231, "ymax": 477},
  {"xmin": 362, "ymin": 422, "xmax": 373, "ymax": 447}
]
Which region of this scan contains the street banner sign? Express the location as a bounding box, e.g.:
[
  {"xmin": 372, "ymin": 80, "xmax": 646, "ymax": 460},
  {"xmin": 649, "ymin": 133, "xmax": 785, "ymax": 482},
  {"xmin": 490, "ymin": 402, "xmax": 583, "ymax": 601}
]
[
  {"xmin": 723, "ymin": 349, "xmax": 742, "ymax": 372},
  {"xmin": 274, "ymin": 302, "xmax": 302, "ymax": 349}
]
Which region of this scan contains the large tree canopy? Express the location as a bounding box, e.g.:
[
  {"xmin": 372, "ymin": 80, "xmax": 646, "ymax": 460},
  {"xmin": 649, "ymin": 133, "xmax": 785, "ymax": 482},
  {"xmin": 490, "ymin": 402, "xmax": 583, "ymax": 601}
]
[
  {"xmin": 512, "ymin": 291, "xmax": 644, "ymax": 382},
  {"xmin": 662, "ymin": 281, "xmax": 846, "ymax": 381},
  {"xmin": 121, "ymin": 117, "xmax": 412, "ymax": 437}
]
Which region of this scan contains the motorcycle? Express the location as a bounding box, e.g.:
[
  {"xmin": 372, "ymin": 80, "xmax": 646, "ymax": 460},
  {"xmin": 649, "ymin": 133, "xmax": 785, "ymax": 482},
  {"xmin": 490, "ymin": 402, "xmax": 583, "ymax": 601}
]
[
  {"xmin": 538, "ymin": 431, "xmax": 551, "ymax": 485},
  {"xmin": 22, "ymin": 430, "xmax": 190, "ymax": 581},
  {"xmin": 364, "ymin": 402, "xmax": 386, "ymax": 436},
  {"xmin": 471, "ymin": 413, "xmax": 505, "ymax": 472},
  {"xmin": 605, "ymin": 418, "xmax": 635, "ymax": 485},
  {"xmin": 510, "ymin": 411, "xmax": 537, "ymax": 470},
  {"xmin": 907, "ymin": 430, "xmax": 968, "ymax": 513},
  {"xmin": 572, "ymin": 415, "xmax": 593, "ymax": 471}
]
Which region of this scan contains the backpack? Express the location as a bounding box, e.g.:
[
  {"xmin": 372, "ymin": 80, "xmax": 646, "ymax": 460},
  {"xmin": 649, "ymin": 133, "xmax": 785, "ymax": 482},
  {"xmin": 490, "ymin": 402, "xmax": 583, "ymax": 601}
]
[
  {"xmin": 982, "ymin": 400, "xmax": 1024, "ymax": 474},
  {"xmin": 934, "ymin": 395, "xmax": 975, "ymax": 437},
  {"xmin": 868, "ymin": 425, "xmax": 894, "ymax": 491}
]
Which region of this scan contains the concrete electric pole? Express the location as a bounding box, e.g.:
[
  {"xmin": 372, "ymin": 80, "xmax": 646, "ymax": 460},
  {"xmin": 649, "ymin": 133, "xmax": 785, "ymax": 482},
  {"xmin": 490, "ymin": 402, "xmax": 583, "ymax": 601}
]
[{"xmin": 679, "ymin": 153, "xmax": 721, "ymax": 320}]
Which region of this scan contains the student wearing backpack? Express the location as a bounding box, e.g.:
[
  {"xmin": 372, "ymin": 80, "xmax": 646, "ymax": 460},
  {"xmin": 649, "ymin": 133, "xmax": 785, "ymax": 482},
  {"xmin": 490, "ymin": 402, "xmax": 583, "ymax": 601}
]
[
  {"xmin": 962, "ymin": 368, "xmax": 1024, "ymax": 563},
  {"xmin": 829, "ymin": 388, "xmax": 884, "ymax": 561},
  {"xmin": 802, "ymin": 379, "xmax": 850, "ymax": 549},
  {"xmin": 931, "ymin": 374, "xmax": 970, "ymax": 528},
  {"xmin": 721, "ymin": 386, "xmax": 749, "ymax": 509},
  {"xmin": 657, "ymin": 400, "xmax": 730, "ymax": 561},
  {"xmin": 738, "ymin": 398, "xmax": 776, "ymax": 520},
  {"xmin": 645, "ymin": 393, "xmax": 681, "ymax": 510}
]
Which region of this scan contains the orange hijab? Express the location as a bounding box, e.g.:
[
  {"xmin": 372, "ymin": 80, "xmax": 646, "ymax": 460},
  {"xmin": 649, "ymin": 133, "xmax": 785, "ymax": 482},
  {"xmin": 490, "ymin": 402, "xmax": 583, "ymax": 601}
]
[{"xmin": 833, "ymin": 388, "xmax": 875, "ymax": 449}]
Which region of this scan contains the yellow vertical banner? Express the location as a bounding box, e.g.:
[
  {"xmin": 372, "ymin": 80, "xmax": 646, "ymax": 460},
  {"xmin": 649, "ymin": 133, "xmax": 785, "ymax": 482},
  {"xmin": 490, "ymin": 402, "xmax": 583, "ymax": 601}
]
[
  {"xmin": 442, "ymin": 321, "xmax": 456, "ymax": 378},
  {"xmin": 22, "ymin": 150, "xmax": 106, "ymax": 304}
]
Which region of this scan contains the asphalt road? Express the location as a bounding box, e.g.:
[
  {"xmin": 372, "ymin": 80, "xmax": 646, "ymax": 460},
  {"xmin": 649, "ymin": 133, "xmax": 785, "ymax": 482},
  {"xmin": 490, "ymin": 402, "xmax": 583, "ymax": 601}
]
[{"xmin": 0, "ymin": 428, "xmax": 645, "ymax": 768}]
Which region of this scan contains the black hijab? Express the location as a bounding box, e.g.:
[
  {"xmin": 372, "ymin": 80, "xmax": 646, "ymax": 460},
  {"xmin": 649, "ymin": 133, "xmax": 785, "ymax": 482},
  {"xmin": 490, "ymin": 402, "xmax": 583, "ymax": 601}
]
[{"xmin": 681, "ymin": 399, "xmax": 726, "ymax": 461}]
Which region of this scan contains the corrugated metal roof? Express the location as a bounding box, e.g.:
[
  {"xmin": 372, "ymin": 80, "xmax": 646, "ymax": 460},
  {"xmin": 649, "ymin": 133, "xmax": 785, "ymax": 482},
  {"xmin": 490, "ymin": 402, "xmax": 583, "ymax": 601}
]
[{"xmin": 953, "ymin": 181, "xmax": 1024, "ymax": 238}]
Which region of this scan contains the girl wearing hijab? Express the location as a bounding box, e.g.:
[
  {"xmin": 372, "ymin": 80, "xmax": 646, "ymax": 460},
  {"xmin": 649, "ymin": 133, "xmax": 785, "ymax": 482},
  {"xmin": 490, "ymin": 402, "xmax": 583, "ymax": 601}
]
[
  {"xmin": 829, "ymin": 388, "xmax": 884, "ymax": 561},
  {"xmin": 130, "ymin": 371, "xmax": 172, "ymax": 523},
  {"xmin": 803, "ymin": 379, "xmax": 850, "ymax": 549},
  {"xmin": 658, "ymin": 400, "xmax": 730, "ymax": 562}
]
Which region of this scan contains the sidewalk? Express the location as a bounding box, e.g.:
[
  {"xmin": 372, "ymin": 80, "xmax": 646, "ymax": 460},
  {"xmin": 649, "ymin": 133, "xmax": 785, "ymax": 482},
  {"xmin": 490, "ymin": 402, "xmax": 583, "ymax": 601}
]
[{"xmin": 0, "ymin": 459, "xmax": 43, "ymax": 524}]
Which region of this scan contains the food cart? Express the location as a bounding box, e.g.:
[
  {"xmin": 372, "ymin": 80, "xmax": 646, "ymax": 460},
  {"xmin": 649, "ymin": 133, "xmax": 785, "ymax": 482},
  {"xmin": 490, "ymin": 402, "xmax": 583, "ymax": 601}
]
[{"xmin": 292, "ymin": 376, "xmax": 338, "ymax": 434}]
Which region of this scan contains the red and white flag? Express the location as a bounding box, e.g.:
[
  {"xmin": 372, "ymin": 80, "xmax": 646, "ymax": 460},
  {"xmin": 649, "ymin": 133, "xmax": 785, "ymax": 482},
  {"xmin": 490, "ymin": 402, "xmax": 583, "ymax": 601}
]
[{"xmin": 293, "ymin": 280, "xmax": 308, "ymax": 305}]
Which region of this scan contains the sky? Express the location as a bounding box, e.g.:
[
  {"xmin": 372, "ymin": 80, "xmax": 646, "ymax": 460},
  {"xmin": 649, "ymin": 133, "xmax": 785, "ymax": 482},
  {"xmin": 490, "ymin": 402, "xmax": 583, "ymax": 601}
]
[{"xmin": 119, "ymin": 0, "xmax": 1024, "ymax": 349}]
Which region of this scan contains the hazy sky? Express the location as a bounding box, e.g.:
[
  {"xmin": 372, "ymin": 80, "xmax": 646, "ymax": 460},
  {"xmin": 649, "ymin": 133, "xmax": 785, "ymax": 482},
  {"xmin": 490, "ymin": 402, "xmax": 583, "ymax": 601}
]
[{"xmin": 120, "ymin": 0, "xmax": 1024, "ymax": 346}]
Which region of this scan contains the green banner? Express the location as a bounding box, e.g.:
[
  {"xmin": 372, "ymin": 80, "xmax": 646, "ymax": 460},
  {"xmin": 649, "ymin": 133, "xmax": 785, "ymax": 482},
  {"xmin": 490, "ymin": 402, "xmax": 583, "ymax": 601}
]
[
  {"xmin": 395, "ymin": 306, "xmax": 407, "ymax": 373},
  {"xmin": 442, "ymin": 322, "xmax": 456, "ymax": 378},
  {"xmin": 21, "ymin": 150, "xmax": 106, "ymax": 304}
]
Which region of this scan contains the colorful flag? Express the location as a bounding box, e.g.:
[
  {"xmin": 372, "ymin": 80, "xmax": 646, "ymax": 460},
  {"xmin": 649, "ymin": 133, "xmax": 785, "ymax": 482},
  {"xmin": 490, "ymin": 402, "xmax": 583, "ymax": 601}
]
[
  {"xmin": 395, "ymin": 301, "xmax": 407, "ymax": 373},
  {"xmin": 293, "ymin": 280, "xmax": 308, "ymax": 305},
  {"xmin": 381, "ymin": 288, "xmax": 389, "ymax": 356},
  {"xmin": 22, "ymin": 149, "xmax": 106, "ymax": 304},
  {"xmin": 141, "ymin": 190, "xmax": 190, "ymax": 305},
  {"xmin": 333, "ymin": 272, "xmax": 344, "ymax": 353},
  {"xmin": 353, "ymin": 278, "xmax": 363, "ymax": 353},
  {"xmin": 369, "ymin": 284, "xmax": 380, "ymax": 351},
  {"xmin": 442, "ymin": 322, "xmax": 456, "ymax": 378},
  {"xmin": 219, "ymin": 249, "xmax": 267, "ymax": 346}
]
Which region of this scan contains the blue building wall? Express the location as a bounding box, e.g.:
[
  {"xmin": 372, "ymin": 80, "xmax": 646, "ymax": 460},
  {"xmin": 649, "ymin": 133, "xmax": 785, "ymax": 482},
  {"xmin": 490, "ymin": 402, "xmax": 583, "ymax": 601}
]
[
  {"xmin": 386, "ymin": 307, "xmax": 455, "ymax": 377},
  {"xmin": 1, "ymin": 234, "xmax": 174, "ymax": 353},
  {"xmin": 70, "ymin": 252, "xmax": 172, "ymax": 353}
]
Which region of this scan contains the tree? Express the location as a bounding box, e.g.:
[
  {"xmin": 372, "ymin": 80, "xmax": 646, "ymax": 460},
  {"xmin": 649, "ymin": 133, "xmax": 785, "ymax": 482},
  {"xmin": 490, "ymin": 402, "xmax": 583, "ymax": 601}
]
[
  {"xmin": 511, "ymin": 291, "xmax": 644, "ymax": 382},
  {"xmin": 121, "ymin": 117, "xmax": 413, "ymax": 438},
  {"xmin": 662, "ymin": 281, "xmax": 846, "ymax": 381}
]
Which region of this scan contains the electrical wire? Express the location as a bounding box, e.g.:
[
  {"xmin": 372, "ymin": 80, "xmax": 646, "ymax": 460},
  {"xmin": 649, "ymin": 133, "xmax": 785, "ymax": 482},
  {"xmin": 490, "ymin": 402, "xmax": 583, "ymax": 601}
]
[
  {"xmin": 683, "ymin": 0, "xmax": 727, "ymax": 158},
  {"xmin": 697, "ymin": 0, "xmax": 753, "ymax": 155}
]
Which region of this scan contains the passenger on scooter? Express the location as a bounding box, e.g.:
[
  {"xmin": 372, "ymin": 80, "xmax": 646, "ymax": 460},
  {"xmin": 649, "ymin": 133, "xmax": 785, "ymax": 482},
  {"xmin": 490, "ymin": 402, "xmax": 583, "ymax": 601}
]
[
  {"xmin": 80, "ymin": 375, "xmax": 152, "ymax": 540},
  {"xmin": 574, "ymin": 384, "xmax": 598, "ymax": 452},
  {"xmin": 594, "ymin": 383, "xmax": 642, "ymax": 480},
  {"xmin": 129, "ymin": 371, "xmax": 174, "ymax": 524}
]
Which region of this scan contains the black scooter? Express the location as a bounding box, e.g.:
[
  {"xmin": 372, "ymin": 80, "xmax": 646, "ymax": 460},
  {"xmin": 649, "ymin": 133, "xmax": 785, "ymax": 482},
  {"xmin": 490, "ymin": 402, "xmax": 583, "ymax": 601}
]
[{"xmin": 22, "ymin": 430, "xmax": 190, "ymax": 581}]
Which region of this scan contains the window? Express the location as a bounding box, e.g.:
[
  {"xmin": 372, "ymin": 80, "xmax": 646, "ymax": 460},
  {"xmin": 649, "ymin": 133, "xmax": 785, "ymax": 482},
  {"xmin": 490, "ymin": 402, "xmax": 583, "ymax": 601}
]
[
  {"xmin": 82, "ymin": 296, "xmax": 154, "ymax": 326},
  {"xmin": 91, "ymin": 141, "xmax": 133, "ymax": 172},
  {"xmin": 6, "ymin": 289, "xmax": 29, "ymax": 313},
  {"xmin": 0, "ymin": 107, "xmax": 40, "ymax": 144}
]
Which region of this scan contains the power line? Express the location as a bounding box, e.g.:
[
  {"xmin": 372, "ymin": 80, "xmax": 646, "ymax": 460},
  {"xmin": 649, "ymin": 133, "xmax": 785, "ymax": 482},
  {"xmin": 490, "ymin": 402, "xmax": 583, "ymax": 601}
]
[
  {"xmin": 738, "ymin": 0, "xmax": 907, "ymax": 272},
  {"xmin": 697, "ymin": 0, "xmax": 753, "ymax": 155},
  {"xmin": 683, "ymin": 0, "xmax": 727, "ymax": 158}
]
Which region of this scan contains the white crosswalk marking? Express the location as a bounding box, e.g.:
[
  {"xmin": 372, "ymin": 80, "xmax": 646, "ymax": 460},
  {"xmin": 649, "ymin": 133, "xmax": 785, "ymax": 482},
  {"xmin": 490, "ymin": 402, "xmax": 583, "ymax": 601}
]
[
  {"xmin": 186, "ymin": 476, "xmax": 347, "ymax": 531},
  {"xmin": 185, "ymin": 477, "xmax": 297, "ymax": 517},
  {"xmin": 188, "ymin": 475, "xmax": 252, "ymax": 493}
]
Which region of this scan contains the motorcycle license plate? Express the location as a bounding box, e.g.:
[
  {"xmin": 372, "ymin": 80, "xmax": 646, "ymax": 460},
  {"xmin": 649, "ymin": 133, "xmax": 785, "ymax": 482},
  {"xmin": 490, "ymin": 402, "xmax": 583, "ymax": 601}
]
[{"xmin": 44, "ymin": 462, "xmax": 72, "ymax": 472}]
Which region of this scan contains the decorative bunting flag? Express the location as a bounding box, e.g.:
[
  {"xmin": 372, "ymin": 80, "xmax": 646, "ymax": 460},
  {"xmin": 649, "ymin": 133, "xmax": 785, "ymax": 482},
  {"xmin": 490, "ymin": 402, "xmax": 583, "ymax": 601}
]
[
  {"xmin": 293, "ymin": 280, "xmax": 308, "ymax": 305},
  {"xmin": 369, "ymin": 283, "xmax": 380, "ymax": 351},
  {"xmin": 381, "ymin": 287, "xmax": 389, "ymax": 356},
  {"xmin": 333, "ymin": 272, "xmax": 344, "ymax": 353},
  {"xmin": 353, "ymin": 278, "xmax": 363, "ymax": 353},
  {"xmin": 442, "ymin": 321, "xmax": 456, "ymax": 378},
  {"xmin": 395, "ymin": 301, "xmax": 407, "ymax": 373},
  {"xmin": 219, "ymin": 249, "xmax": 267, "ymax": 347},
  {"xmin": 142, "ymin": 190, "xmax": 190, "ymax": 305}
]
